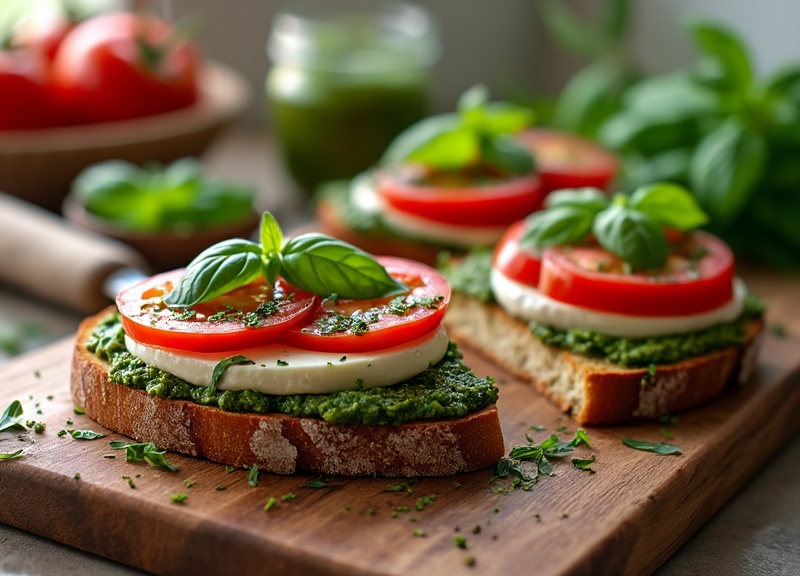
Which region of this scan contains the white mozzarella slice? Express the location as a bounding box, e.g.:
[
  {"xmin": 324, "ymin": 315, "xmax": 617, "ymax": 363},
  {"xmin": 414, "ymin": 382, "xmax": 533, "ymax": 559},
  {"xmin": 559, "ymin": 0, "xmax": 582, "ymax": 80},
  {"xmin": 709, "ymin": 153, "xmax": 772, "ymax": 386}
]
[
  {"xmin": 490, "ymin": 268, "xmax": 747, "ymax": 338},
  {"xmin": 125, "ymin": 325, "xmax": 449, "ymax": 395}
]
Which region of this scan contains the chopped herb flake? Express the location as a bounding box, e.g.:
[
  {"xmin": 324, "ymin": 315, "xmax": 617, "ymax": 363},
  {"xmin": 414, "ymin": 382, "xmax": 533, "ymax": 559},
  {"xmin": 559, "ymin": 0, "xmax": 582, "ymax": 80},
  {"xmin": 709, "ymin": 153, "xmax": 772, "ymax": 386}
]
[{"xmin": 622, "ymin": 436, "xmax": 682, "ymax": 455}]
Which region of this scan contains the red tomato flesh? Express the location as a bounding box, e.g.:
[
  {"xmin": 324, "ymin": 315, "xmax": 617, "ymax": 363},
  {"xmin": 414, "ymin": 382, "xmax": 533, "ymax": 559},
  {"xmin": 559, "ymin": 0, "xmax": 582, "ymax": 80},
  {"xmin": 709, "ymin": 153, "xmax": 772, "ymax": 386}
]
[
  {"xmin": 492, "ymin": 219, "xmax": 542, "ymax": 287},
  {"xmin": 375, "ymin": 167, "xmax": 545, "ymax": 227},
  {"xmin": 537, "ymin": 231, "xmax": 735, "ymax": 317},
  {"xmin": 117, "ymin": 270, "xmax": 317, "ymax": 353},
  {"xmin": 283, "ymin": 257, "xmax": 450, "ymax": 353},
  {"xmin": 517, "ymin": 128, "xmax": 618, "ymax": 193}
]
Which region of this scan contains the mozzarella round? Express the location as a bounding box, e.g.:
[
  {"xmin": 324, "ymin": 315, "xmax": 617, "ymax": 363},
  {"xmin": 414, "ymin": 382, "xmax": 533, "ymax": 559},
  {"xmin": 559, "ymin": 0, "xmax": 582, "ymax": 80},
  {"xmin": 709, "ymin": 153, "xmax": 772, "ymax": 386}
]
[
  {"xmin": 125, "ymin": 325, "xmax": 449, "ymax": 395},
  {"xmin": 351, "ymin": 176, "xmax": 505, "ymax": 247},
  {"xmin": 490, "ymin": 268, "xmax": 747, "ymax": 338}
]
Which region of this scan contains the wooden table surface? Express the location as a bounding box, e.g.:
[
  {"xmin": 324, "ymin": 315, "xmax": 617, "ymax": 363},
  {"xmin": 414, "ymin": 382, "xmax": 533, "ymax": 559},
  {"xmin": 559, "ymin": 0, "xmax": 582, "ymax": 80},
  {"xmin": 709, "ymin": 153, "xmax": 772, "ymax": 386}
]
[{"xmin": 1, "ymin": 129, "xmax": 799, "ymax": 576}]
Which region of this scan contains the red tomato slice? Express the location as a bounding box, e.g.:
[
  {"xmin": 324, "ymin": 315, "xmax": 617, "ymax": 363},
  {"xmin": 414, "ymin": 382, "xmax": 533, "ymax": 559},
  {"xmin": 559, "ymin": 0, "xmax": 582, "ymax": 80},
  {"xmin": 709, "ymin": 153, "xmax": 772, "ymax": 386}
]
[
  {"xmin": 537, "ymin": 231, "xmax": 735, "ymax": 317},
  {"xmin": 283, "ymin": 257, "xmax": 450, "ymax": 353},
  {"xmin": 517, "ymin": 128, "xmax": 618, "ymax": 193},
  {"xmin": 375, "ymin": 167, "xmax": 545, "ymax": 227},
  {"xmin": 492, "ymin": 219, "xmax": 542, "ymax": 286},
  {"xmin": 117, "ymin": 270, "xmax": 317, "ymax": 353}
]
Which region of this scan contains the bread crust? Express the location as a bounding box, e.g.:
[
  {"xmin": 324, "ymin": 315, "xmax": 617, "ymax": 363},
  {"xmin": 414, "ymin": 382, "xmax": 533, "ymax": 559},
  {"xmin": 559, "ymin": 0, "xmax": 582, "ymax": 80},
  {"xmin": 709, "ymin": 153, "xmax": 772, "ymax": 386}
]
[
  {"xmin": 315, "ymin": 196, "xmax": 449, "ymax": 266},
  {"xmin": 445, "ymin": 294, "xmax": 764, "ymax": 425},
  {"xmin": 70, "ymin": 310, "xmax": 506, "ymax": 476}
]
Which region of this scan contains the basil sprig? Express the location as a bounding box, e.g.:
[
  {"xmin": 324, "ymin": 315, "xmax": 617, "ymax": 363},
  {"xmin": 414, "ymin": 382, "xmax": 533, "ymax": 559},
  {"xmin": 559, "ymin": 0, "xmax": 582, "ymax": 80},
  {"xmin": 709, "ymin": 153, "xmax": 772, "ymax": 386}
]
[
  {"xmin": 521, "ymin": 182, "xmax": 708, "ymax": 270},
  {"xmin": 164, "ymin": 212, "xmax": 406, "ymax": 307},
  {"xmin": 381, "ymin": 84, "xmax": 535, "ymax": 176}
]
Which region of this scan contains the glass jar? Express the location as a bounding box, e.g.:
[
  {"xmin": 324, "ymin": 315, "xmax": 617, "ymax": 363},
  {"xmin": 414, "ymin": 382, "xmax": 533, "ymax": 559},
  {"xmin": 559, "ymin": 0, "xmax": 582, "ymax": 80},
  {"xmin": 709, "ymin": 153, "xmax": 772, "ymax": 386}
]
[{"xmin": 266, "ymin": 0, "xmax": 440, "ymax": 195}]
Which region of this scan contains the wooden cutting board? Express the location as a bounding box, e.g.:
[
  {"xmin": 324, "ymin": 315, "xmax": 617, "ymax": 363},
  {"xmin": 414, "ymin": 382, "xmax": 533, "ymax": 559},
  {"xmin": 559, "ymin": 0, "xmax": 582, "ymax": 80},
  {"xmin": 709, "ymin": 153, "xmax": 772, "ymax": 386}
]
[{"xmin": 1, "ymin": 270, "xmax": 799, "ymax": 576}]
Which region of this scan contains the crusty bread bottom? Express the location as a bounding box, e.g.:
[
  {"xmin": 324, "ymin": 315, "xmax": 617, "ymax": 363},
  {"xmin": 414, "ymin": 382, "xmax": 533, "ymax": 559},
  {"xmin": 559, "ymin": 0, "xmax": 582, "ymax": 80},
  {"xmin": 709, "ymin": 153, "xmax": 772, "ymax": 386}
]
[
  {"xmin": 445, "ymin": 294, "xmax": 764, "ymax": 425},
  {"xmin": 70, "ymin": 311, "xmax": 506, "ymax": 476}
]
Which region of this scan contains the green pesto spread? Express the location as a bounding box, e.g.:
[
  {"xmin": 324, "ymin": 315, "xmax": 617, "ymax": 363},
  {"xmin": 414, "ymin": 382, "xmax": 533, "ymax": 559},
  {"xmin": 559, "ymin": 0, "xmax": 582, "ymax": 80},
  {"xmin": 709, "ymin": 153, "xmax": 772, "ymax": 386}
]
[
  {"xmin": 440, "ymin": 250, "xmax": 765, "ymax": 369},
  {"xmin": 87, "ymin": 315, "xmax": 498, "ymax": 427}
]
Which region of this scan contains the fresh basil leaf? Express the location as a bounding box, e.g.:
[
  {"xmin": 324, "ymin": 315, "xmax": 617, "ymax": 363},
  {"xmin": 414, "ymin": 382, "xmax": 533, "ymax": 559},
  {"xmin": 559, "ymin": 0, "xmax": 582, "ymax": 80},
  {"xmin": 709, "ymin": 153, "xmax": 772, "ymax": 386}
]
[
  {"xmin": 690, "ymin": 20, "xmax": 753, "ymax": 92},
  {"xmin": 629, "ymin": 182, "xmax": 708, "ymax": 230},
  {"xmin": 380, "ymin": 114, "xmax": 467, "ymax": 167},
  {"xmin": 0, "ymin": 449, "xmax": 25, "ymax": 460},
  {"xmin": 280, "ymin": 234, "xmax": 406, "ymax": 299},
  {"xmin": 689, "ymin": 118, "xmax": 766, "ymax": 224},
  {"xmin": 571, "ymin": 456, "xmax": 596, "ymax": 472},
  {"xmin": 111, "ymin": 440, "xmax": 178, "ymax": 471},
  {"xmin": 622, "ymin": 436, "xmax": 682, "ymax": 455},
  {"xmin": 0, "ymin": 400, "xmax": 25, "ymax": 433},
  {"xmin": 544, "ymin": 187, "xmax": 609, "ymax": 210},
  {"xmin": 593, "ymin": 203, "xmax": 669, "ymax": 270},
  {"xmin": 457, "ymin": 84, "xmax": 488, "ymax": 119},
  {"xmin": 259, "ymin": 212, "xmax": 283, "ymax": 258},
  {"xmin": 482, "ymin": 136, "xmax": 535, "ymax": 176},
  {"xmin": 480, "ymin": 102, "xmax": 535, "ymax": 136},
  {"xmin": 164, "ymin": 239, "xmax": 263, "ymax": 307},
  {"xmin": 68, "ymin": 429, "xmax": 106, "ymax": 440},
  {"xmin": 209, "ymin": 355, "xmax": 254, "ymax": 395},
  {"xmin": 521, "ymin": 205, "xmax": 597, "ymax": 249}
]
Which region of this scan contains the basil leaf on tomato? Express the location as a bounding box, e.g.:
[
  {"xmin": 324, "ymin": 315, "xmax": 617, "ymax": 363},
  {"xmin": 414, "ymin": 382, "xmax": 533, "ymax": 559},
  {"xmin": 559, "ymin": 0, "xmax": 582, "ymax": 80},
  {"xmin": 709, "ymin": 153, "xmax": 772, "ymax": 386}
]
[
  {"xmin": 482, "ymin": 136, "xmax": 535, "ymax": 175},
  {"xmin": 544, "ymin": 187, "xmax": 609, "ymax": 210},
  {"xmin": 381, "ymin": 114, "xmax": 474, "ymax": 169},
  {"xmin": 522, "ymin": 188, "xmax": 608, "ymax": 248},
  {"xmin": 593, "ymin": 204, "xmax": 669, "ymax": 270},
  {"xmin": 164, "ymin": 239, "xmax": 263, "ymax": 307},
  {"xmin": 280, "ymin": 234, "xmax": 407, "ymax": 299},
  {"xmin": 628, "ymin": 182, "xmax": 708, "ymax": 230}
]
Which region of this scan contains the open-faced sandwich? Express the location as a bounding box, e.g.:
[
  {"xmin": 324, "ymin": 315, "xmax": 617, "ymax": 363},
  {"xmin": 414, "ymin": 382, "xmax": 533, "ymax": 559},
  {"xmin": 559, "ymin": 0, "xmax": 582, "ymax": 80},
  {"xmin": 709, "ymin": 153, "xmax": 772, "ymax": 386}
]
[
  {"xmin": 71, "ymin": 213, "xmax": 505, "ymax": 476},
  {"xmin": 441, "ymin": 183, "xmax": 765, "ymax": 425},
  {"xmin": 316, "ymin": 85, "xmax": 617, "ymax": 265}
]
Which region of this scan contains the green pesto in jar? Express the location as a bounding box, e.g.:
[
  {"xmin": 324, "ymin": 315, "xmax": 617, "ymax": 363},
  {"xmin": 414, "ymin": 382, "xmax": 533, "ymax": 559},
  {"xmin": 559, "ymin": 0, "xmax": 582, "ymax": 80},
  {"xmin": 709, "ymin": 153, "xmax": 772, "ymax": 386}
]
[
  {"xmin": 87, "ymin": 315, "xmax": 498, "ymax": 427},
  {"xmin": 440, "ymin": 250, "xmax": 765, "ymax": 369}
]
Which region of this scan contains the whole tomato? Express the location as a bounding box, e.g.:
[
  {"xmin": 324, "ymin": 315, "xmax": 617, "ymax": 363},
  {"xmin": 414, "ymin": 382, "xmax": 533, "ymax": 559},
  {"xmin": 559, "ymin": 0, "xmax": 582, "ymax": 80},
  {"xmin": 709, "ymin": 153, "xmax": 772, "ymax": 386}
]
[
  {"xmin": 52, "ymin": 12, "xmax": 200, "ymax": 124},
  {"xmin": 0, "ymin": 49, "xmax": 62, "ymax": 130},
  {"xmin": 12, "ymin": 8, "xmax": 77, "ymax": 62}
]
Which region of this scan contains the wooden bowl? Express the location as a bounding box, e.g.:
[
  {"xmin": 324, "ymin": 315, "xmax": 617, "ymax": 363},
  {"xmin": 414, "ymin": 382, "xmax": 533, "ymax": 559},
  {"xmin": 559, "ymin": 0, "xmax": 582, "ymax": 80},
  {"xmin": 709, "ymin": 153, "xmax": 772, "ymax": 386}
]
[
  {"xmin": 0, "ymin": 61, "xmax": 251, "ymax": 213},
  {"xmin": 62, "ymin": 194, "xmax": 260, "ymax": 272}
]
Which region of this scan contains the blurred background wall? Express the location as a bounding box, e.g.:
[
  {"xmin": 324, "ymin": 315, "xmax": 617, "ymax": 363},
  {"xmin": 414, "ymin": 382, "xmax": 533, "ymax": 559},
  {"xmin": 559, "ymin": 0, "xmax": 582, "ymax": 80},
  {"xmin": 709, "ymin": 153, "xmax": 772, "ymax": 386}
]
[{"xmin": 165, "ymin": 0, "xmax": 800, "ymax": 123}]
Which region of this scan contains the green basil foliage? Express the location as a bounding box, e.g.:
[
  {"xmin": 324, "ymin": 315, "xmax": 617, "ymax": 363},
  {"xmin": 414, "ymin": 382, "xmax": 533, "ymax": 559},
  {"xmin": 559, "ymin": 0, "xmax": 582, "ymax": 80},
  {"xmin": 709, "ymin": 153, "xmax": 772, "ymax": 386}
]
[
  {"xmin": 597, "ymin": 19, "xmax": 800, "ymax": 266},
  {"xmin": 381, "ymin": 84, "xmax": 535, "ymax": 176},
  {"xmin": 621, "ymin": 436, "xmax": 682, "ymax": 456},
  {"xmin": 71, "ymin": 157, "xmax": 254, "ymax": 233},
  {"xmin": 110, "ymin": 440, "xmax": 179, "ymax": 472},
  {"xmin": 0, "ymin": 400, "xmax": 26, "ymax": 434},
  {"xmin": 520, "ymin": 183, "xmax": 707, "ymax": 270},
  {"xmin": 164, "ymin": 212, "xmax": 406, "ymax": 307}
]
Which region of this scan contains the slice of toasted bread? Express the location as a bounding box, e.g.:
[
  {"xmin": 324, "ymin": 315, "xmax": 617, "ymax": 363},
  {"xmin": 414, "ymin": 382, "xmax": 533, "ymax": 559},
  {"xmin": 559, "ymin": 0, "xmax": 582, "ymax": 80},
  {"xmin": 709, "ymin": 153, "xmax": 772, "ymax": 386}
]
[
  {"xmin": 70, "ymin": 310, "xmax": 506, "ymax": 476},
  {"xmin": 445, "ymin": 294, "xmax": 764, "ymax": 425}
]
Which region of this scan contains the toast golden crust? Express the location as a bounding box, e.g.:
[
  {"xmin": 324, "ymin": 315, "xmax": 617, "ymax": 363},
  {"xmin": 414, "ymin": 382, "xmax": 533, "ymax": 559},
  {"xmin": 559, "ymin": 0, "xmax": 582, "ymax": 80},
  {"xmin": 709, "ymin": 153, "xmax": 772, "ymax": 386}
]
[
  {"xmin": 70, "ymin": 310, "xmax": 506, "ymax": 476},
  {"xmin": 445, "ymin": 294, "xmax": 764, "ymax": 425}
]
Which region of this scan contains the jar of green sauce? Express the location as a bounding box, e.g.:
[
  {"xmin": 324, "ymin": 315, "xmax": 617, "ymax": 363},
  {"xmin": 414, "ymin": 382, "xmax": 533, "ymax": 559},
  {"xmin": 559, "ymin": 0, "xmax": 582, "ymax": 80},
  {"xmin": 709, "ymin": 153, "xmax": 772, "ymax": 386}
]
[{"xmin": 266, "ymin": 0, "xmax": 440, "ymax": 196}]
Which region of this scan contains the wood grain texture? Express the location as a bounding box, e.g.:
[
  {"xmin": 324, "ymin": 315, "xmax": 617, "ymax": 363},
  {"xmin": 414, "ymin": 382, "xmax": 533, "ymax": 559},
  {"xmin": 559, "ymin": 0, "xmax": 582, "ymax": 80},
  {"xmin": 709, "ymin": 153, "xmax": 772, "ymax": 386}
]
[{"xmin": 1, "ymin": 316, "xmax": 799, "ymax": 576}]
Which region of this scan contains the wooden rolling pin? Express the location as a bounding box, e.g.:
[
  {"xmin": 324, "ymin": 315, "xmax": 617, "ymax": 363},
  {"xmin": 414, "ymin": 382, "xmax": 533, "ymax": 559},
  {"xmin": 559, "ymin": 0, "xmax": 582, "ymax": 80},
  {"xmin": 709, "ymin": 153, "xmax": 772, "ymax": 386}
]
[{"xmin": 0, "ymin": 193, "xmax": 150, "ymax": 314}]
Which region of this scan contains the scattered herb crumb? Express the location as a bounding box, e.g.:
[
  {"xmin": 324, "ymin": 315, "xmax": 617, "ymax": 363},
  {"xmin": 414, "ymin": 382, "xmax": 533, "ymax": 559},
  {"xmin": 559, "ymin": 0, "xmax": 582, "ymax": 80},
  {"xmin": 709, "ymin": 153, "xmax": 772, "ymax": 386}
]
[
  {"xmin": 452, "ymin": 481, "xmax": 461, "ymax": 488},
  {"xmin": 412, "ymin": 529, "xmax": 426, "ymax": 537},
  {"xmin": 57, "ymin": 430, "xmax": 67, "ymax": 437},
  {"xmin": 571, "ymin": 455, "xmax": 596, "ymax": 473},
  {"xmin": 215, "ymin": 485, "xmax": 226, "ymax": 491},
  {"xmin": 247, "ymin": 465, "xmax": 260, "ymax": 487},
  {"xmin": 103, "ymin": 454, "xmax": 116, "ymax": 459},
  {"xmin": 343, "ymin": 505, "xmax": 351, "ymax": 512},
  {"xmin": 170, "ymin": 493, "xmax": 188, "ymax": 504},
  {"xmin": 264, "ymin": 496, "xmax": 277, "ymax": 511},
  {"xmin": 73, "ymin": 473, "xmax": 81, "ymax": 480},
  {"xmin": 73, "ymin": 406, "xmax": 86, "ymax": 415},
  {"xmin": 281, "ymin": 492, "xmax": 297, "ymax": 502},
  {"xmin": 122, "ymin": 475, "xmax": 135, "ymax": 489},
  {"xmin": 277, "ymin": 359, "xmax": 289, "ymax": 366},
  {"xmin": 184, "ymin": 479, "xmax": 196, "ymax": 488},
  {"xmin": 454, "ymin": 535, "xmax": 468, "ymax": 549},
  {"xmin": 465, "ymin": 555, "xmax": 476, "ymax": 567},
  {"xmin": 225, "ymin": 465, "xmax": 235, "ymax": 473},
  {"xmin": 771, "ymin": 323, "xmax": 786, "ymax": 337},
  {"xmin": 365, "ymin": 507, "xmax": 376, "ymax": 516},
  {"xmin": 469, "ymin": 524, "xmax": 481, "ymax": 534},
  {"xmin": 66, "ymin": 419, "xmax": 73, "ymax": 426}
]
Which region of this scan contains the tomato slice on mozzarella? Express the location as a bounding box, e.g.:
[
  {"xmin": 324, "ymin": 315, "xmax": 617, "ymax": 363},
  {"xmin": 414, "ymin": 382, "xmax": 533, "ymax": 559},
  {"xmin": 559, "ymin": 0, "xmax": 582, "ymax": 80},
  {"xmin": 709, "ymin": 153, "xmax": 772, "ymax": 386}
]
[
  {"xmin": 537, "ymin": 231, "xmax": 735, "ymax": 317},
  {"xmin": 117, "ymin": 270, "xmax": 317, "ymax": 353},
  {"xmin": 492, "ymin": 219, "xmax": 543, "ymax": 287},
  {"xmin": 283, "ymin": 257, "xmax": 450, "ymax": 353},
  {"xmin": 516, "ymin": 128, "xmax": 618, "ymax": 193},
  {"xmin": 374, "ymin": 166, "xmax": 545, "ymax": 227}
]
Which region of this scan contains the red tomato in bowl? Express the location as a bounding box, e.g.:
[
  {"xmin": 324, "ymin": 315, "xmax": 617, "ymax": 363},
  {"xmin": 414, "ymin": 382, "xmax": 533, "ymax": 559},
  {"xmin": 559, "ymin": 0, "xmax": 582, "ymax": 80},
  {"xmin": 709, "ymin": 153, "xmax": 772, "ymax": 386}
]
[
  {"xmin": 374, "ymin": 167, "xmax": 545, "ymax": 228},
  {"xmin": 117, "ymin": 270, "xmax": 318, "ymax": 353},
  {"xmin": 0, "ymin": 49, "xmax": 62, "ymax": 130},
  {"xmin": 52, "ymin": 12, "xmax": 199, "ymax": 124},
  {"xmin": 12, "ymin": 8, "xmax": 76, "ymax": 62},
  {"xmin": 517, "ymin": 128, "xmax": 618, "ymax": 193},
  {"xmin": 283, "ymin": 257, "xmax": 451, "ymax": 353}
]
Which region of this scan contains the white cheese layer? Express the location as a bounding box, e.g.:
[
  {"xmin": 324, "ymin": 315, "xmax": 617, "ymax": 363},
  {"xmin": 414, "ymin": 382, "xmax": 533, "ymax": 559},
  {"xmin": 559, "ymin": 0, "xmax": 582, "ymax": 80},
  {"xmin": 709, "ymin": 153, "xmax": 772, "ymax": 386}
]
[
  {"xmin": 490, "ymin": 268, "xmax": 747, "ymax": 338},
  {"xmin": 124, "ymin": 325, "xmax": 449, "ymax": 395},
  {"xmin": 351, "ymin": 176, "xmax": 506, "ymax": 247}
]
